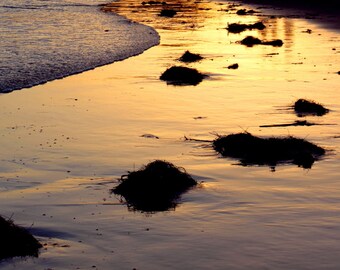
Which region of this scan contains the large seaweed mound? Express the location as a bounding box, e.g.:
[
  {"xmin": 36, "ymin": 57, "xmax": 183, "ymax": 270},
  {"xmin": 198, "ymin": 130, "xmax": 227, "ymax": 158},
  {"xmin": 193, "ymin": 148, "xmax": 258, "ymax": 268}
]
[
  {"xmin": 294, "ymin": 99, "xmax": 329, "ymax": 116},
  {"xmin": 212, "ymin": 132, "xmax": 325, "ymax": 169},
  {"xmin": 160, "ymin": 66, "xmax": 205, "ymax": 86},
  {"xmin": 0, "ymin": 216, "xmax": 42, "ymax": 260},
  {"xmin": 112, "ymin": 160, "xmax": 197, "ymax": 212}
]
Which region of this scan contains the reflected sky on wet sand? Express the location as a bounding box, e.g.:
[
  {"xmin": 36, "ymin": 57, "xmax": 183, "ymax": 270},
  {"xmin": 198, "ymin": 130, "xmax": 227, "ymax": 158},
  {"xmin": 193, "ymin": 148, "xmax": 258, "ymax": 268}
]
[{"xmin": 0, "ymin": 0, "xmax": 339, "ymax": 269}]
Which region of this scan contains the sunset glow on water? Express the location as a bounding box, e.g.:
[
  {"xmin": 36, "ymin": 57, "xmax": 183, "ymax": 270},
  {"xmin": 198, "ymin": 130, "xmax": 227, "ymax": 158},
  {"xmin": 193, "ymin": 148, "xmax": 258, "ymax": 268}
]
[{"xmin": 0, "ymin": 0, "xmax": 339, "ymax": 269}]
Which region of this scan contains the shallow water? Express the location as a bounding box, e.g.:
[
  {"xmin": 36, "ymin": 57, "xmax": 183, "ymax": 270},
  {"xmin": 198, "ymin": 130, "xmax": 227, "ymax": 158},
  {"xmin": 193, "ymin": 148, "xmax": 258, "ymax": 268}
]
[
  {"xmin": 0, "ymin": 0, "xmax": 340, "ymax": 269},
  {"xmin": 0, "ymin": 0, "xmax": 159, "ymax": 93}
]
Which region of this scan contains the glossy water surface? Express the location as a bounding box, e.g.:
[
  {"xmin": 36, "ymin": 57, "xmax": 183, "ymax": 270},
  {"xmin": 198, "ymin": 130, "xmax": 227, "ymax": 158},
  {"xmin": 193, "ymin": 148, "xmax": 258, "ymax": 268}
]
[{"xmin": 0, "ymin": 0, "xmax": 339, "ymax": 269}]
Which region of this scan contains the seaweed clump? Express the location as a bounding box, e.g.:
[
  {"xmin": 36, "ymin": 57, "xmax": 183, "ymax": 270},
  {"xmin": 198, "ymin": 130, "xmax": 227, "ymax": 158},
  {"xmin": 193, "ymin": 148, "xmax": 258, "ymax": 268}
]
[
  {"xmin": 142, "ymin": 1, "xmax": 166, "ymax": 5},
  {"xmin": 240, "ymin": 36, "xmax": 261, "ymax": 46},
  {"xmin": 294, "ymin": 99, "xmax": 329, "ymax": 117},
  {"xmin": 262, "ymin": 39, "xmax": 284, "ymax": 46},
  {"xmin": 0, "ymin": 215, "xmax": 42, "ymax": 260},
  {"xmin": 236, "ymin": 9, "xmax": 257, "ymax": 15},
  {"xmin": 240, "ymin": 36, "xmax": 283, "ymax": 47},
  {"xmin": 179, "ymin": 51, "xmax": 203, "ymax": 63},
  {"xmin": 112, "ymin": 160, "xmax": 197, "ymax": 212},
  {"xmin": 227, "ymin": 63, "xmax": 239, "ymax": 69},
  {"xmin": 159, "ymin": 9, "xmax": 177, "ymax": 17},
  {"xmin": 212, "ymin": 132, "xmax": 325, "ymax": 169},
  {"xmin": 160, "ymin": 66, "xmax": 205, "ymax": 86},
  {"xmin": 227, "ymin": 22, "xmax": 265, "ymax": 33}
]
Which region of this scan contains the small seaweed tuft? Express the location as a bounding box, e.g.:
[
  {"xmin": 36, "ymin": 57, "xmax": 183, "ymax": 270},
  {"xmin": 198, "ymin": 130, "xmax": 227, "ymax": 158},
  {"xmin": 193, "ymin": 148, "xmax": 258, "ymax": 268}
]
[
  {"xmin": 112, "ymin": 160, "xmax": 197, "ymax": 212},
  {"xmin": 227, "ymin": 22, "xmax": 265, "ymax": 33},
  {"xmin": 227, "ymin": 63, "xmax": 239, "ymax": 69},
  {"xmin": 236, "ymin": 9, "xmax": 257, "ymax": 15},
  {"xmin": 240, "ymin": 36, "xmax": 261, "ymax": 46},
  {"xmin": 179, "ymin": 51, "xmax": 203, "ymax": 63},
  {"xmin": 240, "ymin": 36, "xmax": 283, "ymax": 47},
  {"xmin": 159, "ymin": 9, "xmax": 177, "ymax": 17}
]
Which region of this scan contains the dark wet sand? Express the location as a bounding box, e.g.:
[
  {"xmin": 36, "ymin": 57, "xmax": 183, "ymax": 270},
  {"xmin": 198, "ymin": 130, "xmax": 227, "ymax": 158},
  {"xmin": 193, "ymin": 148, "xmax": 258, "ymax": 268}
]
[{"xmin": 233, "ymin": 0, "xmax": 340, "ymax": 30}]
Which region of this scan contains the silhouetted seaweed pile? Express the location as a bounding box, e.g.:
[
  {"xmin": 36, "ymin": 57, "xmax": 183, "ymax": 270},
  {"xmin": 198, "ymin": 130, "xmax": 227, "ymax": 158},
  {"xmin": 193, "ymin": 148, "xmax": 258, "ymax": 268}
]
[
  {"xmin": 160, "ymin": 66, "xmax": 206, "ymax": 85},
  {"xmin": 294, "ymin": 99, "xmax": 329, "ymax": 116},
  {"xmin": 141, "ymin": 1, "xmax": 166, "ymax": 5},
  {"xmin": 227, "ymin": 22, "xmax": 265, "ymax": 33},
  {"xmin": 112, "ymin": 160, "xmax": 197, "ymax": 212},
  {"xmin": 159, "ymin": 9, "xmax": 177, "ymax": 17},
  {"xmin": 227, "ymin": 63, "xmax": 239, "ymax": 69},
  {"xmin": 179, "ymin": 51, "xmax": 203, "ymax": 63},
  {"xmin": 236, "ymin": 9, "xmax": 257, "ymax": 15},
  {"xmin": 240, "ymin": 36, "xmax": 283, "ymax": 47},
  {"xmin": 0, "ymin": 215, "xmax": 42, "ymax": 260},
  {"xmin": 213, "ymin": 132, "xmax": 325, "ymax": 169}
]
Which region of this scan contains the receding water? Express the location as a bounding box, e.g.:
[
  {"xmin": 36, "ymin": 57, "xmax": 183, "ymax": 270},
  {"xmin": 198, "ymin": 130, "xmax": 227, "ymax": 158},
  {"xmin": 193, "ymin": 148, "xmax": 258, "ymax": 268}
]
[{"xmin": 0, "ymin": 0, "xmax": 159, "ymax": 92}]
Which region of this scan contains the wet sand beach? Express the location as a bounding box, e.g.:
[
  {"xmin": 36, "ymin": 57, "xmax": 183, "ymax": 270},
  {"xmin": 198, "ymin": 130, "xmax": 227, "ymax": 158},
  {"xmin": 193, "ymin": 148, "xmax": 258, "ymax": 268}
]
[{"xmin": 0, "ymin": 0, "xmax": 340, "ymax": 269}]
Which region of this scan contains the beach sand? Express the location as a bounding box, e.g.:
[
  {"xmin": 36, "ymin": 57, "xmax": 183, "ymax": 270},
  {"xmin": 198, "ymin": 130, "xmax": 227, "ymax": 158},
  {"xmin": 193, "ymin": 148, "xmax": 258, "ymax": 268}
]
[{"xmin": 0, "ymin": 0, "xmax": 340, "ymax": 269}]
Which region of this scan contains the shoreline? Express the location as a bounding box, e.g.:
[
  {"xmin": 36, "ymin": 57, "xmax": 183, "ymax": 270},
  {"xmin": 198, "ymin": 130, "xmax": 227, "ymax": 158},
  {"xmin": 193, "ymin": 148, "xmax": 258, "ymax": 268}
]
[
  {"xmin": 2, "ymin": 0, "xmax": 338, "ymax": 94},
  {"xmin": 0, "ymin": 2, "xmax": 159, "ymax": 94}
]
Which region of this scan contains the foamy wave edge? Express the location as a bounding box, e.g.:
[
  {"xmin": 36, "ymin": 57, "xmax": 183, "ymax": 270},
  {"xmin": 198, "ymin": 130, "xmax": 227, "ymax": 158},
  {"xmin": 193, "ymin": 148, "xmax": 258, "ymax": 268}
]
[{"xmin": 0, "ymin": 3, "xmax": 160, "ymax": 93}]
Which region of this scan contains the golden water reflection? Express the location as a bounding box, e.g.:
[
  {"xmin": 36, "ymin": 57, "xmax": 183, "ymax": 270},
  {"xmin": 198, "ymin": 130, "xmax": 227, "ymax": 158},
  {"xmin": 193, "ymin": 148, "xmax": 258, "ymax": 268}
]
[{"xmin": 0, "ymin": 0, "xmax": 339, "ymax": 269}]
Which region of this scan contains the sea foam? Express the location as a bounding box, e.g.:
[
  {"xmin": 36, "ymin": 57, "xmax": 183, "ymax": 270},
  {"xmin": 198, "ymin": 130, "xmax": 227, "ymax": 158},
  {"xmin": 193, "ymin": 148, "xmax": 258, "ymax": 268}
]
[{"xmin": 0, "ymin": 0, "xmax": 160, "ymax": 93}]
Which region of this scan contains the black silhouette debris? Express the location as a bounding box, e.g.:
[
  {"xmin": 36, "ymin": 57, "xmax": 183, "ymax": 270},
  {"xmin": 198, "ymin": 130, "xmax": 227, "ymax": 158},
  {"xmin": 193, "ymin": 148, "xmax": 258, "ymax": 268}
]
[
  {"xmin": 260, "ymin": 120, "xmax": 316, "ymax": 128},
  {"xmin": 212, "ymin": 132, "xmax": 325, "ymax": 169},
  {"xmin": 0, "ymin": 215, "xmax": 42, "ymax": 260},
  {"xmin": 179, "ymin": 51, "xmax": 203, "ymax": 63},
  {"xmin": 112, "ymin": 160, "xmax": 197, "ymax": 212},
  {"xmin": 160, "ymin": 66, "xmax": 206, "ymax": 86},
  {"xmin": 159, "ymin": 9, "xmax": 177, "ymax": 17},
  {"xmin": 294, "ymin": 99, "xmax": 329, "ymax": 117},
  {"xmin": 240, "ymin": 36, "xmax": 283, "ymax": 47},
  {"xmin": 227, "ymin": 63, "xmax": 239, "ymax": 69},
  {"xmin": 236, "ymin": 9, "xmax": 257, "ymax": 15},
  {"xmin": 227, "ymin": 22, "xmax": 265, "ymax": 33}
]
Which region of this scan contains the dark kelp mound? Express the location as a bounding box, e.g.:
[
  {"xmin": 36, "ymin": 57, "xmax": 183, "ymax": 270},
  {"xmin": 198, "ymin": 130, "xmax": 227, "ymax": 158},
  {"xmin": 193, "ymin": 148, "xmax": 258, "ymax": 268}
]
[
  {"xmin": 240, "ymin": 36, "xmax": 283, "ymax": 47},
  {"xmin": 227, "ymin": 63, "xmax": 239, "ymax": 69},
  {"xmin": 227, "ymin": 22, "xmax": 265, "ymax": 33},
  {"xmin": 142, "ymin": 1, "xmax": 166, "ymax": 5},
  {"xmin": 212, "ymin": 132, "xmax": 325, "ymax": 169},
  {"xmin": 236, "ymin": 9, "xmax": 257, "ymax": 15},
  {"xmin": 112, "ymin": 160, "xmax": 197, "ymax": 212},
  {"xmin": 160, "ymin": 66, "xmax": 205, "ymax": 86},
  {"xmin": 294, "ymin": 99, "xmax": 329, "ymax": 117},
  {"xmin": 159, "ymin": 9, "xmax": 177, "ymax": 17},
  {"xmin": 240, "ymin": 36, "xmax": 261, "ymax": 46},
  {"xmin": 262, "ymin": 39, "xmax": 284, "ymax": 46},
  {"xmin": 179, "ymin": 51, "xmax": 203, "ymax": 63},
  {"xmin": 0, "ymin": 216, "xmax": 42, "ymax": 260}
]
